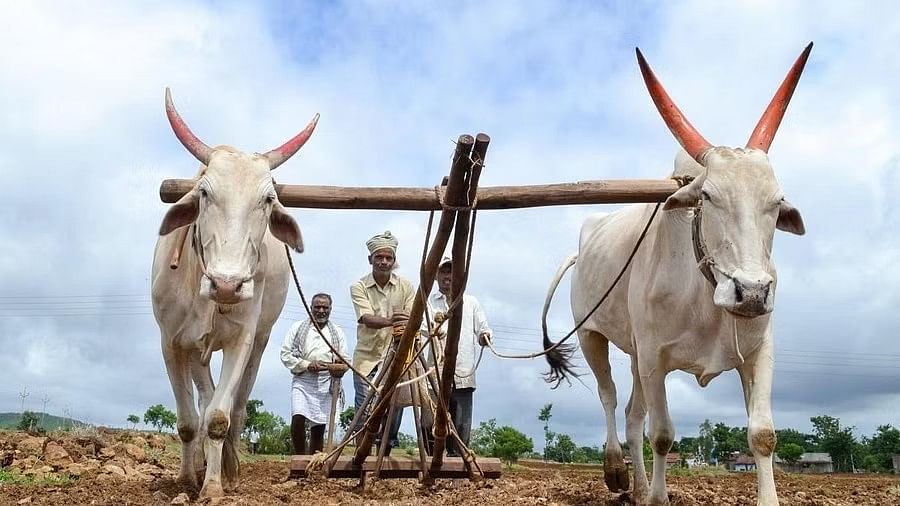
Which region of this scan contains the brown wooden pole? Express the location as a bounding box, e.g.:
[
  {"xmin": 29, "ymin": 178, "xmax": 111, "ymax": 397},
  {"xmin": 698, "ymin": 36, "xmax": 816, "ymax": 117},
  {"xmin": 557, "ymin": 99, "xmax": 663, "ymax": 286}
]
[
  {"xmin": 352, "ymin": 135, "xmax": 474, "ymax": 466},
  {"xmin": 431, "ymin": 133, "xmax": 488, "ymax": 469},
  {"xmin": 159, "ymin": 178, "xmax": 679, "ymax": 209}
]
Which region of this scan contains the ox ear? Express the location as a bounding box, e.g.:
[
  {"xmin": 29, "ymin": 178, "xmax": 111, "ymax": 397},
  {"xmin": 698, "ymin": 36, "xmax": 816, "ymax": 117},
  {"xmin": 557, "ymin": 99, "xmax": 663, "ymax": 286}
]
[
  {"xmin": 270, "ymin": 202, "xmax": 304, "ymax": 253},
  {"xmin": 664, "ymin": 171, "xmax": 707, "ymax": 211},
  {"xmin": 776, "ymin": 199, "xmax": 805, "ymax": 235},
  {"xmin": 159, "ymin": 191, "xmax": 200, "ymax": 235}
]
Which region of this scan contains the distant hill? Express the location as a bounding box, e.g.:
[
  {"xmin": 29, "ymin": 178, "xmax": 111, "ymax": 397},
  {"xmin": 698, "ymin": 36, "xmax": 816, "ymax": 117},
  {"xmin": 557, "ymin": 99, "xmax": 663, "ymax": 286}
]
[{"xmin": 0, "ymin": 412, "xmax": 90, "ymax": 431}]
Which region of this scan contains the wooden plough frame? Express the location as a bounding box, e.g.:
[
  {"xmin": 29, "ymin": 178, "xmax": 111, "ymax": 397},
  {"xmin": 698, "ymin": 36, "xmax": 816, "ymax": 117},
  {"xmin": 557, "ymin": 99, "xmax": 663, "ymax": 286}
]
[{"xmin": 158, "ymin": 133, "xmax": 678, "ymax": 484}]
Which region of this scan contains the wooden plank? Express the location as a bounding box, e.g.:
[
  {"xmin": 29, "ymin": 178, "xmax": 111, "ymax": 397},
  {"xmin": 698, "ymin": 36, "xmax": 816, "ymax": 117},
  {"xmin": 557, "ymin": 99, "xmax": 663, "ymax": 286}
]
[
  {"xmin": 289, "ymin": 455, "xmax": 502, "ymax": 479},
  {"xmin": 159, "ymin": 178, "xmax": 679, "ymax": 209}
]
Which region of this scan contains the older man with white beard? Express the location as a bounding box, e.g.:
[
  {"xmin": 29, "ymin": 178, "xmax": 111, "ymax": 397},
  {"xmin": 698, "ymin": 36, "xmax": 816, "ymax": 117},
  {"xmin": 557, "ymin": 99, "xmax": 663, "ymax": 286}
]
[{"xmin": 280, "ymin": 293, "xmax": 349, "ymax": 455}]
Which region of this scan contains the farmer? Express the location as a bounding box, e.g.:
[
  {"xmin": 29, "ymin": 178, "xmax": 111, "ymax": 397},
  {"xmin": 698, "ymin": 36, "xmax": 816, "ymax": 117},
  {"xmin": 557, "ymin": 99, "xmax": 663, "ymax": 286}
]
[
  {"xmin": 423, "ymin": 256, "xmax": 493, "ymax": 457},
  {"xmin": 280, "ymin": 292, "xmax": 349, "ymax": 455},
  {"xmin": 349, "ymin": 230, "xmax": 415, "ymax": 450}
]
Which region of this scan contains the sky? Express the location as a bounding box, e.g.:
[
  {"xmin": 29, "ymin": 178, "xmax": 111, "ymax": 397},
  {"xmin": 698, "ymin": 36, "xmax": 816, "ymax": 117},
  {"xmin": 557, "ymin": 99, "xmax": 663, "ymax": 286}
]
[{"xmin": 1, "ymin": 0, "xmax": 899, "ymax": 451}]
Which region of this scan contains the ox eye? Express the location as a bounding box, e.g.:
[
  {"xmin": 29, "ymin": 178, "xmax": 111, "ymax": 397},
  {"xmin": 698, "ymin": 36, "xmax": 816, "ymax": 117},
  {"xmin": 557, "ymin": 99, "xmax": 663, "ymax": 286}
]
[
  {"xmin": 701, "ymin": 190, "xmax": 712, "ymax": 202},
  {"xmin": 199, "ymin": 188, "xmax": 208, "ymax": 198},
  {"xmin": 265, "ymin": 195, "xmax": 275, "ymax": 204}
]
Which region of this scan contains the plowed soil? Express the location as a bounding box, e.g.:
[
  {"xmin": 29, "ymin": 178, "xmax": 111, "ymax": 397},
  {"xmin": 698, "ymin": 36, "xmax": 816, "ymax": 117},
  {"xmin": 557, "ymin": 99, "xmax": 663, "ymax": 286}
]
[{"xmin": 1, "ymin": 429, "xmax": 898, "ymax": 505}]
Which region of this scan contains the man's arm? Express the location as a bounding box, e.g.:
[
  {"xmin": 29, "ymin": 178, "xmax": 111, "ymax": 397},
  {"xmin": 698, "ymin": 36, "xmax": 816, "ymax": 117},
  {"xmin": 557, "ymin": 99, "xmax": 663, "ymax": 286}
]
[
  {"xmin": 350, "ymin": 281, "xmax": 394, "ymax": 329},
  {"xmin": 472, "ymin": 297, "xmax": 493, "ymax": 346},
  {"xmin": 280, "ymin": 322, "xmax": 311, "ymax": 374}
]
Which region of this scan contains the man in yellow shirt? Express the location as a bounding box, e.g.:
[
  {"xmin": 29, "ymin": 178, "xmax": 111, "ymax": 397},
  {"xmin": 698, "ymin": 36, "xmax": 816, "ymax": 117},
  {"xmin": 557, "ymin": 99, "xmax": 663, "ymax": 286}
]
[{"xmin": 350, "ymin": 231, "xmax": 415, "ymax": 450}]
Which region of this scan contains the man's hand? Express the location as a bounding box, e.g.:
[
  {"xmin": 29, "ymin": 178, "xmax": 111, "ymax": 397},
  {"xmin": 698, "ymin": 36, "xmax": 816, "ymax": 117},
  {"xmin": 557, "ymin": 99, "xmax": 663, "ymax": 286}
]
[
  {"xmin": 329, "ymin": 362, "xmax": 350, "ymax": 377},
  {"xmin": 391, "ymin": 310, "xmax": 410, "ymax": 324},
  {"xmin": 478, "ymin": 332, "xmax": 492, "ymax": 347},
  {"xmin": 307, "ymin": 360, "xmax": 328, "ymax": 372}
]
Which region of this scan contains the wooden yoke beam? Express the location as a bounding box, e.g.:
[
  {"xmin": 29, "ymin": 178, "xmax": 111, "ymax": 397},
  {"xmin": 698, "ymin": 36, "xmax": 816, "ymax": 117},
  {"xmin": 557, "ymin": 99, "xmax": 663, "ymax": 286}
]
[{"xmin": 159, "ymin": 179, "xmax": 679, "ymax": 210}]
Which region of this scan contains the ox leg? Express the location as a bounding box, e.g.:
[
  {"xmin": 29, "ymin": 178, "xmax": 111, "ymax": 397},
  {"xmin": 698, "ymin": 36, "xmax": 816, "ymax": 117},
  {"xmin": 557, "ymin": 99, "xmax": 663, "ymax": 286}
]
[
  {"xmin": 199, "ymin": 333, "xmax": 254, "ymax": 499},
  {"xmin": 580, "ymin": 330, "xmax": 628, "ymax": 492},
  {"xmin": 639, "ymin": 364, "xmax": 673, "ymax": 506},
  {"xmin": 625, "ymin": 359, "xmax": 650, "ymax": 503},
  {"xmin": 221, "ymin": 329, "xmax": 269, "ymax": 492},
  {"xmin": 191, "ymin": 356, "xmax": 215, "ymax": 477},
  {"xmin": 163, "ymin": 344, "xmax": 200, "ymax": 491},
  {"xmin": 738, "ymin": 338, "xmax": 779, "ymax": 506}
]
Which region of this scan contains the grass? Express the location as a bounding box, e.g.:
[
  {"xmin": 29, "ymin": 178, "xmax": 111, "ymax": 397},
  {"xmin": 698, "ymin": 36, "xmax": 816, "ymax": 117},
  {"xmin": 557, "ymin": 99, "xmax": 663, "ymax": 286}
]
[{"xmin": 0, "ymin": 469, "xmax": 74, "ymax": 487}]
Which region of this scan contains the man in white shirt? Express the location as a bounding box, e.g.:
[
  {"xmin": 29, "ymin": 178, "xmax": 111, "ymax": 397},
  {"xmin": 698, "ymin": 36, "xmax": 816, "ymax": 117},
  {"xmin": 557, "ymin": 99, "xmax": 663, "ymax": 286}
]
[
  {"xmin": 424, "ymin": 256, "xmax": 492, "ymax": 457},
  {"xmin": 280, "ymin": 293, "xmax": 349, "ymax": 454}
]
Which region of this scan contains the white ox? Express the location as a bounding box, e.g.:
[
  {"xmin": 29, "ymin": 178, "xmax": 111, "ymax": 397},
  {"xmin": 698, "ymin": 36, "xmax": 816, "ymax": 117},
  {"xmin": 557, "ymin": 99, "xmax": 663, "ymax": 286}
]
[
  {"xmin": 151, "ymin": 89, "xmax": 314, "ymax": 498},
  {"xmin": 542, "ymin": 45, "xmax": 811, "ymax": 506}
]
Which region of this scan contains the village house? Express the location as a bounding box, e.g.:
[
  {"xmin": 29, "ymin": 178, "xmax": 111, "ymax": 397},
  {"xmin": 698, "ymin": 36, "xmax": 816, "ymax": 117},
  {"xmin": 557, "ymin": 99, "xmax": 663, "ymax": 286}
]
[{"xmin": 775, "ymin": 453, "xmax": 834, "ymax": 474}]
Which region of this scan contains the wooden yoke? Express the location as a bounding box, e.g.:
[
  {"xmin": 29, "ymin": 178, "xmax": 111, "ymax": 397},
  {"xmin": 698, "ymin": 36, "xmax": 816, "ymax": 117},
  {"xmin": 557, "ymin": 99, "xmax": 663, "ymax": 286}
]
[
  {"xmin": 160, "ymin": 179, "xmax": 680, "ymax": 209},
  {"xmin": 352, "ymin": 135, "xmax": 476, "ymax": 465}
]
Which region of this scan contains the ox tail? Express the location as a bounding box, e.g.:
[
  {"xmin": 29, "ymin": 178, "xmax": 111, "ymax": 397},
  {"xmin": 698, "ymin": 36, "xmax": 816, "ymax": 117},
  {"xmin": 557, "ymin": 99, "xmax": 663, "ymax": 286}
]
[{"xmin": 541, "ymin": 253, "xmax": 580, "ymax": 388}]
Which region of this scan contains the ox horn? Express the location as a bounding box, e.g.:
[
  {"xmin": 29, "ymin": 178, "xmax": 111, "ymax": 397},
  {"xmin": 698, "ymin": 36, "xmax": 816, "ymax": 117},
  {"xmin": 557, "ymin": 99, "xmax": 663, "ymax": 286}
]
[
  {"xmin": 746, "ymin": 42, "xmax": 813, "ymax": 152},
  {"xmin": 165, "ymin": 88, "xmax": 213, "ymax": 166},
  {"xmin": 262, "ymin": 113, "xmax": 320, "ymax": 170},
  {"xmin": 636, "ymin": 48, "xmax": 713, "ymax": 163}
]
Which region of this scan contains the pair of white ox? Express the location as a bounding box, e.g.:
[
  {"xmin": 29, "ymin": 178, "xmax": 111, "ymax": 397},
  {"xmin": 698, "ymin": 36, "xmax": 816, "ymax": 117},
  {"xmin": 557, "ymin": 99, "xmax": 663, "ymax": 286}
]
[
  {"xmin": 542, "ymin": 45, "xmax": 811, "ymax": 505},
  {"xmin": 151, "ymin": 90, "xmax": 314, "ymax": 498}
]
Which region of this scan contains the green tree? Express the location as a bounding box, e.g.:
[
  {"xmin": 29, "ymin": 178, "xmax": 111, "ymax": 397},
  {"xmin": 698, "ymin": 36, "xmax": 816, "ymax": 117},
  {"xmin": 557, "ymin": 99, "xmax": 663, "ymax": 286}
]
[
  {"xmin": 810, "ymin": 415, "xmax": 857, "ymax": 472},
  {"xmin": 144, "ymin": 404, "xmax": 177, "ymax": 432},
  {"xmin": 397, "ymin": 432, "xmax": 417, "ymax": 450},
  {"xmin": 492, "ymin": 426, "xmax": 533, "ymax": 467},
  {"xmin": 339, "ymin": 406, "xmax": 356, "ymax": 432},
  {"xmin": 778, "ymin": 442, "xmax": 805, "ymax": 466},
  {"xmin": 698, "ymin": 419, "xmax": 714, "ymax": 464},
  {"xmin": 126, "ymin": 414, "xmax": 140, "ymax": 429},
  {"xmin": 776, "ymin": 428, "xmax": 818, "ymax": 453},
  {"xmin": 538, "ymin": 404, "xmax": 556, "ymax": 461},
  {"xmin": 861, "ymin": 425, "xmax": 900, "ymax": 472},
  {"xmin": 471, "ymin": 418, "xmax": 499, "ymax": 456},
  {"xmin": 244, "ymin": 399, "xmax": 265, "ymax": 436},
  {"xmin": 573, "ymin": 446, "xmax": 602, "ymax": 463},
  {"xmin": 546, "ymin": 433, "xmax": 577, "ymax": 463},
  {"xmin": 17, "ymin": 411, "xmax": 39, "ymax": 431}
]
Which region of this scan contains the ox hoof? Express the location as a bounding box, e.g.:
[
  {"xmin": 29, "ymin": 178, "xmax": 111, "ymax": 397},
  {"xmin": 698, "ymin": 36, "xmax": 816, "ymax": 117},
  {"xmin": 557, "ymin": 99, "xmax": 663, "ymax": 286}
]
[
  {"xmin": 200, "ymin": 481, "xmax": 226, "ymax": 499},
  {"xmin": 604, "ymin": 463, "xmax": 630, "ymax": 492},
  {"xmin": 176, "ymin": 472, "xmax": 198, "ymax": 493}
]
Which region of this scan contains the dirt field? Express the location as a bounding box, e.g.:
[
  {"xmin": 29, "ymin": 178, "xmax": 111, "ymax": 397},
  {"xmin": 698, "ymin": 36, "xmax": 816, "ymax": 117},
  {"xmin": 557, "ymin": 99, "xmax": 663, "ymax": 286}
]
[{"xmin": 1, "ymin": 429, "xmax": 898, "ymax": 505}]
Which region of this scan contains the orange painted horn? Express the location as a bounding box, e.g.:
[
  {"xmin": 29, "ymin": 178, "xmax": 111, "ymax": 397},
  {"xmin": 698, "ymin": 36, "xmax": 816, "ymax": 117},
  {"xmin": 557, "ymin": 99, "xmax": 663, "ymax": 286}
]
[
  {"xmin": 746, "ymin": 42, "xmax": 813, "ymax": 152},
  {"xmin": 165, "ymin": 88, "xmax": 213, "ymax": 166},
  {"xmin": 262, "ymin": 113, "xmax": 320, "ymax": 170},
  {"xmin": 636, "ymin": 48, "xmax": 712, "ymax": 163}
]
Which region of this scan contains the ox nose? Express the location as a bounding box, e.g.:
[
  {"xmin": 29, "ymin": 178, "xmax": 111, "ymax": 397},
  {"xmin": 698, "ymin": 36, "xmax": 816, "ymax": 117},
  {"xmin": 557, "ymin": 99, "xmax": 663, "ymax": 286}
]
[
  {"xmin": 731, "ymin": 274, "xmax": 774, "ymax": 317},
  {"xmin": 209, "ymin": 277, "xmax": 245, "ymax": 304}
]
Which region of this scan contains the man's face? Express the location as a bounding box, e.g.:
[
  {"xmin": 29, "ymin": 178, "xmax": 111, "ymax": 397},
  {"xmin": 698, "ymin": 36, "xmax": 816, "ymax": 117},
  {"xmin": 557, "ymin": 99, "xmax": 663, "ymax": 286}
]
[
  {"xmin": 311, "ymin": 297, "xmax": 332, "ymax": 324},
  {"xmin": 369, "ymin": 248, "xmax": 396, "ymax": 274},
  {"xmin": 437, "ymin": 264, "xmax": 452, "ymax": 295}
]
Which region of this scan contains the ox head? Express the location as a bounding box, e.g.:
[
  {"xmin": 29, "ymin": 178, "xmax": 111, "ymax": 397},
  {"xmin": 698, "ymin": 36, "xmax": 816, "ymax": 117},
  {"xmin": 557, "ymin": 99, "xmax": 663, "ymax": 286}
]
[
  {"xmin": 638, "ymin": 44, "xmax": 810, "ymax": 318},
  {"xmin": 158, "ymin": 89, "xmax": 315, "ymax": 305}
]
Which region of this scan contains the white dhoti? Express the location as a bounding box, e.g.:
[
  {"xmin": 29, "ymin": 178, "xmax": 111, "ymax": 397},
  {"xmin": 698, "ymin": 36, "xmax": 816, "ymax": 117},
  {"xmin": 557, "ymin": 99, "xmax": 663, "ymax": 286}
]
[{"xmin": 291, "ymin": 371, "xmax": 341, "ymax": 426}]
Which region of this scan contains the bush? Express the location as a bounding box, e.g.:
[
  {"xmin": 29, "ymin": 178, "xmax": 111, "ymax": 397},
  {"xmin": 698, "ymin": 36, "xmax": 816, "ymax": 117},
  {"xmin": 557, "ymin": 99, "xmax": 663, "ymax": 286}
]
[
  {"xmin": 492, "ymin": 426, "xmax": 533, "ymax": 467},
  {"xmin": 17, "ymin": 411, "xmax": 40, "ymax": 431}
]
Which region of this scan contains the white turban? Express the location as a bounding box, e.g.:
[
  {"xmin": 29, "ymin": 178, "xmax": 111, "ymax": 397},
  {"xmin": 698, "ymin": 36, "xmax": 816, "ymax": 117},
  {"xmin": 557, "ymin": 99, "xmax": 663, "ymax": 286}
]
[{"xmin": 366, "ymin": 230, "xmax": 398, "ymax": 255}]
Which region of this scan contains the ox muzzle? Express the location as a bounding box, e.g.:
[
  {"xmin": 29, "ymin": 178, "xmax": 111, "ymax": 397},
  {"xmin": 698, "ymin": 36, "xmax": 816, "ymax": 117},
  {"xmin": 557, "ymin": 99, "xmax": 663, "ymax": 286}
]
[
  {"xmin": 200, "ymin": 275, "xmax": 255, "ymax": 305},
  {"xmin": 713, "ymin": 269, "xmax": 775, "ymax": 318}
]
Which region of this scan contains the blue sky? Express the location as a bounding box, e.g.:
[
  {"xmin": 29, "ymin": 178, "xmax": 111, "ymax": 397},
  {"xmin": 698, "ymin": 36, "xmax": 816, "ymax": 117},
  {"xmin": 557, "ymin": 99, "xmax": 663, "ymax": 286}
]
[{"xmin": 1, "ymin": 0, "xmax": 898, "ymax": 451}]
